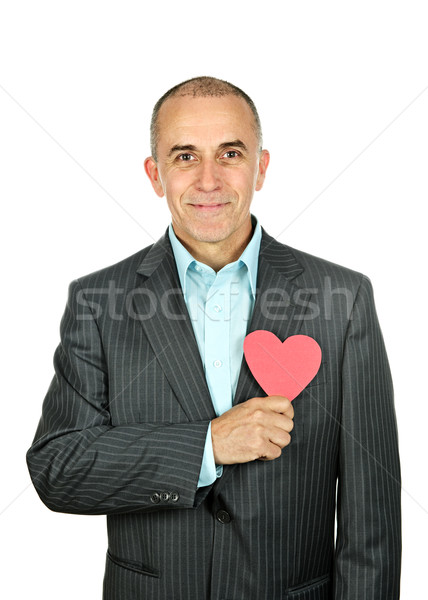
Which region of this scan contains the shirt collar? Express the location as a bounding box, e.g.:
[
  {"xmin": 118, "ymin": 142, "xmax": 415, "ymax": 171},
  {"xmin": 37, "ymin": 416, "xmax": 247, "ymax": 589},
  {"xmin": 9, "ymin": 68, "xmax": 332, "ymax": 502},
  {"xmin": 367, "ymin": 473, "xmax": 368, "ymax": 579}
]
[{"xmin": 168, "ymin": 216, "xmax": 261, "ymax": 297}]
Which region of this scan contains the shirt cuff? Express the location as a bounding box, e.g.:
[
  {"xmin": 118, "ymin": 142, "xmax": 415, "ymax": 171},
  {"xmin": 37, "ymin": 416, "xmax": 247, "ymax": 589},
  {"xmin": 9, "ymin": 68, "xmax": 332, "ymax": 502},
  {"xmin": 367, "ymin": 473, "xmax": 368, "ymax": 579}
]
[{"xmin": 197, "ymin": 422, "xmax": 223, "ymax": 488}]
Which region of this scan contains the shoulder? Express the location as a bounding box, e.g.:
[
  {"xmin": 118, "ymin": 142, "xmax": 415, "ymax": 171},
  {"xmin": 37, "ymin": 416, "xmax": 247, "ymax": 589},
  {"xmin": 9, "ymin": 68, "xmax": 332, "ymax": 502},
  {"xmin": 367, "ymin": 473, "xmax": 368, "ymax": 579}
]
[
  {"xmin": 260, "ymin": 227, "xmax": 367, "ymax": 288},
  {"xmin": 289, "ymin": 245, "xmax": 366, "ymax": 287},
  {"xmin": 291, "ymin": 246, "xmax": 377, "ymax": 307},
  {"xmin": 70, "ymin": 242, "xmax": 156, "ymax": 292},
  {"xmin": 259, "ymin": 229, "xmax": 376, "ymax": 321},
  {"xmin": 267, "ymin": 241, "xmax": 379, "ymax": 330},
  {"xmin": 268, "ymin": 226, "xmax": 365, "ymax": 281}
]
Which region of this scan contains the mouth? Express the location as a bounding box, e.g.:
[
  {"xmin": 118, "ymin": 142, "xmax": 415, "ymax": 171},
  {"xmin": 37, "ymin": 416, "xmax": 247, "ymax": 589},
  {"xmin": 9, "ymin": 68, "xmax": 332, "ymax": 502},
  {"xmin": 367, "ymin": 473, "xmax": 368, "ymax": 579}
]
[{"xmin": 189, "ymin": 202, "xmax": 229, "ymax": 211}]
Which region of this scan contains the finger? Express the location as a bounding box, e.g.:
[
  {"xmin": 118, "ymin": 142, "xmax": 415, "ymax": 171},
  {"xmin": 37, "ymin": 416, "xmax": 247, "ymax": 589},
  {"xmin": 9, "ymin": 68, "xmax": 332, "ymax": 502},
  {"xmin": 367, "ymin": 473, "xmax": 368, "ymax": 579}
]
[
  {"xmin": 264, "ymin": 395, "xmax": 292, "ymax": 414},
  {"xmin": 257, "ymin": 441, "xmax": 283, "ymax": 460},
  {"xmin": 268, "ymin": 427, "xmax": 292, "ymax": 449},
  {"xmin": 284, "ymin": 403, "xmax": 294, "ymax": 420},
  {"xmin": 268, "ymin": 412, "xmax": 294, "ymax": 433},
  {"xmin": 254, "ymin": 411, "xmax": 294, "ymax": 433},
  {"xmin": 267, "ymin": 396, "xmax": 294, "ymax": 420}
]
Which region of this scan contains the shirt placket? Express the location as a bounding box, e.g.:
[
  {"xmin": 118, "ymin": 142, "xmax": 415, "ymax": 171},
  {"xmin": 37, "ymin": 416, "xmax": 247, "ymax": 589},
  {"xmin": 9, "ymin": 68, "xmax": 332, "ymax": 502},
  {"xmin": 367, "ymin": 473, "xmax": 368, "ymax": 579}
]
[{"xmin": 204, "ymin": 273, "xmax": 231, "ymax": 417}]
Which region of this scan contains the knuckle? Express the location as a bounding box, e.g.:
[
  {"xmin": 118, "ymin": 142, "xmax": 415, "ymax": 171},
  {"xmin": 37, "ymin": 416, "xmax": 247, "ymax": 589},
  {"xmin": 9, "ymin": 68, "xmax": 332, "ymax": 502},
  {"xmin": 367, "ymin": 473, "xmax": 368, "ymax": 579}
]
[
  {"xmin": 251, "ymin": 408, "xmax": 265, "ymax": 423},
  {"xmin": 255, "ymin": 438, "xmax": 267, "ymax": 453},
  {"xmin": 253, "ymin": 423, "xmax": 265, "ymax": 437}
]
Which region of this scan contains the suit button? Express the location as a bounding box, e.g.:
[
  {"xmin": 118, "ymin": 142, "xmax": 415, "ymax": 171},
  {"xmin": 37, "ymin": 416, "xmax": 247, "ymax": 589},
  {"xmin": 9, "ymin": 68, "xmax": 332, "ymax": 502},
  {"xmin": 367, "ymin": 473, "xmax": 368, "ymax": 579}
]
[
  {"xmin": 216, "ymin": 509, "xmax": 231, "ymax": 524},
  {"xmin": 161, "ymin": 491, "xmax": 170, "ymax": 502},
  {"xmin": 170, "ymin": 492, "xmax": 180, "ymax": 502},
  {"xmin": 150, "ymin": 492, "xmax": 161, "ymax": 504}
]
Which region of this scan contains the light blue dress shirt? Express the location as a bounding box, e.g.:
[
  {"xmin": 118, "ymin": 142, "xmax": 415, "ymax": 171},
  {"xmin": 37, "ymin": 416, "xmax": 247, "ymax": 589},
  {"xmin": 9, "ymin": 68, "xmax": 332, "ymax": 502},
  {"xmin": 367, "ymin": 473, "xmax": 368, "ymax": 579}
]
[{"xmin": 168, "ymin": 219, "xmax": 261, "ymax": 487}]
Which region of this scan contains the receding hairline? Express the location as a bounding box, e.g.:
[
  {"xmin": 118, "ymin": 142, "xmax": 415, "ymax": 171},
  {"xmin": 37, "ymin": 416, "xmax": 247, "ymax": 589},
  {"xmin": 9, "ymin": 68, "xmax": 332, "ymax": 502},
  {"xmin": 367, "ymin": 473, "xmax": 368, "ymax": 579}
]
[{"xmin": 150, "ymin": 76, "xmax": 263, "ymax": 160}]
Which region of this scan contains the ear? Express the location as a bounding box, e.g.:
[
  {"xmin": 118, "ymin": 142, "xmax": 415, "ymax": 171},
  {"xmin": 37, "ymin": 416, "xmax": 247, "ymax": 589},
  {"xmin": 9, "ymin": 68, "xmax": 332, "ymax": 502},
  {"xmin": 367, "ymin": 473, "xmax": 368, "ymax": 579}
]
[
  {"xmin": 255, "ymin": 149, "xmax": 270, "ymax": 191},
  {"xmin": 144, "ymin": 157, "xmax": 165, "ymax": 198}
]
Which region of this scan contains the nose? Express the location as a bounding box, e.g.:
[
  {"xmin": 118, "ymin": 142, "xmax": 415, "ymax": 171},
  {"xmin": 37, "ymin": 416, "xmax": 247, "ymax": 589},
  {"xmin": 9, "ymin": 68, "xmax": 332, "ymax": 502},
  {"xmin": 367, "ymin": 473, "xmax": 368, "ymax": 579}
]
[{"xmin": 195, "ymin": 159, "xmax": 222, "ymax": 193}]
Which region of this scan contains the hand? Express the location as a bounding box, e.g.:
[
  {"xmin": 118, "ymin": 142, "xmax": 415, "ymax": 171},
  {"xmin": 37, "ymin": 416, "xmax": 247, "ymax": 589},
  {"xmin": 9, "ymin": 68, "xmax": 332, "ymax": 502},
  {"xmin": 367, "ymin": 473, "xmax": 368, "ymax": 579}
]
[{"xmin": 211, "ymin": 396, "xmax": 294, "ymax": 465}]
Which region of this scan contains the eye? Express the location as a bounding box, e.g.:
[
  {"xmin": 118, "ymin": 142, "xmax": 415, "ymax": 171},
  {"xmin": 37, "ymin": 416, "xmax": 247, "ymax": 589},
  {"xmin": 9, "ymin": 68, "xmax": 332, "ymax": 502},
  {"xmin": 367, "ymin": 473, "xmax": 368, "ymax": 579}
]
[
  {"xmin": 177, "ymin": 153, "xmax": 195, "ymax": 162},
  {"xmin": 221, "ymin": 150, "xmax": 241, "ymax": 159}
]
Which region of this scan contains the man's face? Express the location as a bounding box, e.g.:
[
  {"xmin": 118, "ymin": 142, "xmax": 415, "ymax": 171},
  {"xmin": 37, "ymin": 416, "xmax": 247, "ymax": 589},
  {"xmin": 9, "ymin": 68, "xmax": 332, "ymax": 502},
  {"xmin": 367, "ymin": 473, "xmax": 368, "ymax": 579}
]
[{"xmin": 145, "ymin": 95, "xmax": 269, "ymax": 245}]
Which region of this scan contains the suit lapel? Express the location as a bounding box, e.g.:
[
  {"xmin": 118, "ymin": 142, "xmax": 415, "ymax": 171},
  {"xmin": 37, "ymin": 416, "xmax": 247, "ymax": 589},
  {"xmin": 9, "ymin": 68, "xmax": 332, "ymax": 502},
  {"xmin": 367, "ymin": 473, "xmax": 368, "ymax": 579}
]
[
  {"xmin": 133, "ymin": 232, "xmax": 216, "ymax": 422},
  {"xmin": 233, "ymin": 228, "xmax": 313, "ymax": 405}
]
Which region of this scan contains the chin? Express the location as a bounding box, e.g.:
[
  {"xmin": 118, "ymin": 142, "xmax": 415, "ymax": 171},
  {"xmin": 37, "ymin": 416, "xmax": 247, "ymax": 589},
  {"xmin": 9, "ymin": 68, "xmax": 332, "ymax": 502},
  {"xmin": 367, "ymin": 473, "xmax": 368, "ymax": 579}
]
[{"xmin": 187, "ymin": 223, "xmax": 233, "ymax": 244}]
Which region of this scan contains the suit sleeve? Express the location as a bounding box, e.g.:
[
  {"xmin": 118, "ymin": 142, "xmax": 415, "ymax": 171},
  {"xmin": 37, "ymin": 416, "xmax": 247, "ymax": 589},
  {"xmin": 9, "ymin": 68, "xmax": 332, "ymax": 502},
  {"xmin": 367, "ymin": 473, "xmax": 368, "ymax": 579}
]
[
  {"xmin": 334, "ymin": 275, "xmax": 401, "ymax": 598},
  {"xmin": 26, "ymin": 279, "xmax": 211, "ymax": 516}
]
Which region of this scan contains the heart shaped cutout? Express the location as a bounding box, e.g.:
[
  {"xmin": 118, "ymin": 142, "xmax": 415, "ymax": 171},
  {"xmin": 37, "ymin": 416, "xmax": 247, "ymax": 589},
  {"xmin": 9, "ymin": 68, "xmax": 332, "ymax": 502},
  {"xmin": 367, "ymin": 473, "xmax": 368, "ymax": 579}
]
[{"xmin": 243, "ymin": 331, "xmax": 322, "ymax": 401}]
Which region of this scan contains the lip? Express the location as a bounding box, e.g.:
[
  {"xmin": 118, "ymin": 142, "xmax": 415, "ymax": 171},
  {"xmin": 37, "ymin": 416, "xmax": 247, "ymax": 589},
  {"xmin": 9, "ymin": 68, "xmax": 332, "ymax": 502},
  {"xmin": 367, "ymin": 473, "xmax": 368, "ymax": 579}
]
[{"xmin": 189, "ymin": 203, "xmax": 229, "ymax": 210}]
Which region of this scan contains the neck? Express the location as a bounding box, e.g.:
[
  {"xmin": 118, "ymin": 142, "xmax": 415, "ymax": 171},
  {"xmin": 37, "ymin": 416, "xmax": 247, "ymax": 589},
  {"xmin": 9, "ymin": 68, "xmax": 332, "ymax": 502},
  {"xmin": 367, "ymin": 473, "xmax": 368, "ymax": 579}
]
[{"xmin": 172, "ymin": 218, "xmax": 253, "ymax": 272}]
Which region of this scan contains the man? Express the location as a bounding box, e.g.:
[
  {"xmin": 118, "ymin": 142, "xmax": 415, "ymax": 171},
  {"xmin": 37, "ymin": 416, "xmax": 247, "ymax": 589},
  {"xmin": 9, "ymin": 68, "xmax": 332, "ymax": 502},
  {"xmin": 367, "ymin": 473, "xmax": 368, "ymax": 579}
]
[{"xmin": 27, "ymin": 76, "xmax": 401, "ymax": 599}]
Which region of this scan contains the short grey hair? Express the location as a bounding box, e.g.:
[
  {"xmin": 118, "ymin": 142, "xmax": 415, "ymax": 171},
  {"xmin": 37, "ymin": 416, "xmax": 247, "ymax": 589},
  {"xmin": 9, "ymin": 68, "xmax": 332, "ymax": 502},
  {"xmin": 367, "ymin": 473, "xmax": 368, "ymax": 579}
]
[{"xmin": 150, "ymin": 76, "xmax": 263, "ymax": 161}]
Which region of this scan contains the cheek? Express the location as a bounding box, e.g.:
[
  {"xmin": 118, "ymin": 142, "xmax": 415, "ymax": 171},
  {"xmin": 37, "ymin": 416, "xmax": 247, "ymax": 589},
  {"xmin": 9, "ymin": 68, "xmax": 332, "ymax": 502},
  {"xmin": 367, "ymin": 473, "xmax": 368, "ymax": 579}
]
[
  {"xmin": 234, "ymin": 171, "xmax": 259, "ymax": 198},
  {"xmin": 164, "ymin": 171, "xmax": 193, "ymax": 201},
  {"xmin": 233, "ymin": 162, "xmax": 259, "ymax": 186}
]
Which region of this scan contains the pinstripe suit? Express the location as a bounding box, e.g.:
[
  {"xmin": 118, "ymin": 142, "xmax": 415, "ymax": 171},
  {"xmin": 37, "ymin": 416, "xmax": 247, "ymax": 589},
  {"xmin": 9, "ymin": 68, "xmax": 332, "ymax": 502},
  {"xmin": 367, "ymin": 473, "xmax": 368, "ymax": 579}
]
[{"xmin": 26, "ymin": 224, "xmax": 401, "ymax": 599}]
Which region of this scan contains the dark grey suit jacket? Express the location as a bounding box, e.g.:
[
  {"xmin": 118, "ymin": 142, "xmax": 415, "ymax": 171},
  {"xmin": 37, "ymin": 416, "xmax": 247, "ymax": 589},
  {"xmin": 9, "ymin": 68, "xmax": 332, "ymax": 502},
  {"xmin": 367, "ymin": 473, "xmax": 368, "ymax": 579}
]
[{"xmin": 27, "ymin": 224, "xmax": 401, "ymax": 599}]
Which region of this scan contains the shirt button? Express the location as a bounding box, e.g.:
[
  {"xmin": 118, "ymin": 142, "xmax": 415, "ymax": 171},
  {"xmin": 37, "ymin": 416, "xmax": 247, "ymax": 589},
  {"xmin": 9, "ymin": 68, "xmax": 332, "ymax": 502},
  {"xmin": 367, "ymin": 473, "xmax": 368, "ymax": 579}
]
[
  {"xmin": 213, "ymin": 304, "xmax": 222, "ymax": 313},
  {"xmin": 213, "ymin": 359, "xmax": 222, "ymax": 368},
  {"xmin": 195, "ymin": 265, "xmax": 203, "ymax": 272},
  {"xmin": 216, "ymin": 509, "xmax": 231, "ymax": 524}
]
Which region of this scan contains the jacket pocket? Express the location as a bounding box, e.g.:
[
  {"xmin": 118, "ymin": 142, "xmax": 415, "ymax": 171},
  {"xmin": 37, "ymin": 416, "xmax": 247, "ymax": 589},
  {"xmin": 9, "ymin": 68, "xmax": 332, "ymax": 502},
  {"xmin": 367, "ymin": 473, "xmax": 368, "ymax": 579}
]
[
  {"xmin": 286, "ymin": 573, "xmax": 330, "ymax": 598},
  {"xmin": 305, "ymin": 361, "xmax": 328, "ymax": 388},
  {"xmin": 106, "ymin": 550, "xmax": 160, "ymax": 578}
]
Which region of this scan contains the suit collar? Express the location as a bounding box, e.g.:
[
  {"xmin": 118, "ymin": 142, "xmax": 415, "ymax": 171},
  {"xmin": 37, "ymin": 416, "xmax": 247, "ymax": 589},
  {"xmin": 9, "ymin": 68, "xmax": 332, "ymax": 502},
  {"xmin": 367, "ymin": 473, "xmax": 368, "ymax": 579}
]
[
  {"xmin": 167, "ymin": 217, "xmax": 262, "ymax": 298},
  {"xmin": 136, "ymin": 229, "xmax": 174, "ymax": 278},
  {"xmin": 136, "ymin": 221, "xmax": 304, "ymax": 283},
  {"xmin": 258, "ymin": 226, "xmax": 304, "ymax": 281}
]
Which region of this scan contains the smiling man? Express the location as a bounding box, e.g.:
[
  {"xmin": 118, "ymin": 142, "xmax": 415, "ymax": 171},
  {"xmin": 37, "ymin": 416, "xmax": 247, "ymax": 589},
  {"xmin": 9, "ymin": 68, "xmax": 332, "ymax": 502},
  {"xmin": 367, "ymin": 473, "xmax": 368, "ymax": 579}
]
[
  {"xmin": 145, "ymin": 91, "xmax": 269, "ymax": 260},
  {"xmin": 27, "ymin": 76, "xmax": 401, "ymax": 599}
]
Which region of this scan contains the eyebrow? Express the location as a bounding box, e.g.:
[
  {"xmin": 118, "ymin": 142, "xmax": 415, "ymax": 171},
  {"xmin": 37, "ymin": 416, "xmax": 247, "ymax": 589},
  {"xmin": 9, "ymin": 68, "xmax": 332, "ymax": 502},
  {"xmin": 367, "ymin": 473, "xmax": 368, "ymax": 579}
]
[
  {"xmin": 168, "ymin": 144, "xmax": 198, "ymax": 157},
  {"xmin": 218, "ymin": 139, "xmax": 248, "ymax": 153},
  {"xmin": 167, "ymin": 139, "xmax": 248, "ymax": 157}
]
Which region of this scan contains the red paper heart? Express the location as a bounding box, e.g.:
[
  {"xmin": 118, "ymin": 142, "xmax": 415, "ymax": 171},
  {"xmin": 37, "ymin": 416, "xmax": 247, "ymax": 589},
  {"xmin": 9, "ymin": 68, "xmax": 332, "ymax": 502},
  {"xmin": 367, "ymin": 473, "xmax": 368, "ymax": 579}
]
[{"xmin": 243, "ymin": 331, "xmax": 322, "ymax": 401}]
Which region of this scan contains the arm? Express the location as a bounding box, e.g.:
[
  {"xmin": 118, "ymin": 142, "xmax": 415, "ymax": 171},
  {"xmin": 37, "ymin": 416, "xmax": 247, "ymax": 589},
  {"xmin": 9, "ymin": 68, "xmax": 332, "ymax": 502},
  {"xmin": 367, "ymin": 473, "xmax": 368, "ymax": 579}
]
[
  {"xmin": 334, "ymin": 276, "xmax": 401, "ymax": 598},
  {"xmin": 26, "ymin": 279, "xmax": 210, "ymax": 515}
]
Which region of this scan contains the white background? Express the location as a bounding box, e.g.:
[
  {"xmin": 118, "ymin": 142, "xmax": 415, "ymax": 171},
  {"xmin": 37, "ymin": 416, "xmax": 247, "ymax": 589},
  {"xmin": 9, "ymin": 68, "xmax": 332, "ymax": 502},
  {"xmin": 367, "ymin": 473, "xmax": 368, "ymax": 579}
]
[{"xmin": 1, "ymin": 1, "xmax": 427, "ymax": 598}]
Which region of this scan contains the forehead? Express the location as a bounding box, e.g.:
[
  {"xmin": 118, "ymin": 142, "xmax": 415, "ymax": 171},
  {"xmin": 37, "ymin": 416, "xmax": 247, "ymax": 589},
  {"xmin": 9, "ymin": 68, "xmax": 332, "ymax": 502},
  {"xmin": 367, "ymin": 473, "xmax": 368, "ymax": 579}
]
[{"xmin": 156, "ymin": 95, "xmax": 258, "ymax": 150}]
